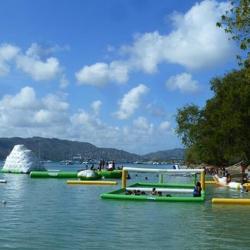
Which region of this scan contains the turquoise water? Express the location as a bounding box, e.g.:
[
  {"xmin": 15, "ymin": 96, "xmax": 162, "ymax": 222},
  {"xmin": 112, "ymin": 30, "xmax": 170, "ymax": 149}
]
[{"xmin": 0, "ymin": 163, "xmax": 250, "ymax": 250}]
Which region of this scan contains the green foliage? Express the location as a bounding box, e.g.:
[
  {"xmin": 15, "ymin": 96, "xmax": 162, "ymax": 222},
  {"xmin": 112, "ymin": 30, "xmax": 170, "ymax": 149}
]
[
  {"xmin": 217, "ymin": 0, "xmax": 250, "ymax": 64},
  {"xmin": 176, "ymin": 65, "xmax": 250, "ymax": 165},
  {"xmin": 175, "ymin": 105, "xmax": 201, "ymax": 147}
]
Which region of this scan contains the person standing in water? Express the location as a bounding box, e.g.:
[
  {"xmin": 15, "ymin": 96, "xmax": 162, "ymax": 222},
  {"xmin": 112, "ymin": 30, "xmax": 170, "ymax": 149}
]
[
  {"xmin": 193, "ymin": 181, "xmax": 202, "ymax": 197},
  {"xmin": 241, "ymin": 162, "xmax": 248, "ymax": 184}
]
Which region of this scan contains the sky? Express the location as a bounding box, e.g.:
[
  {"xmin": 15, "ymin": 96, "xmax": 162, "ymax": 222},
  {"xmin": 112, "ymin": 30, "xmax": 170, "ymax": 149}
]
[{"xmin": 0, "ymin": 0, "xmax": 238, "ymax": 154}]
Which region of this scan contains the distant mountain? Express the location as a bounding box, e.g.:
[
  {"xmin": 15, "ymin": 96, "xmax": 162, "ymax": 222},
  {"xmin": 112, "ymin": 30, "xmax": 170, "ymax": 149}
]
[
  {"xmin": 0, "ymin": 137, "xmax": 184, "ymax": 162},
  {"xmin": 0, "ymin": 137, "xmax": 141, "ymax": 162},
  {"xmin": 142, "ymin": 148, "xmax": 185, "ymax": 161}
]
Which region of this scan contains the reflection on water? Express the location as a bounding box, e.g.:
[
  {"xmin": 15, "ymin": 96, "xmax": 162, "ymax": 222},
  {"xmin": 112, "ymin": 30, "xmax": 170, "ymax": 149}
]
[{"xmin": 0, "ymin": 163, "xmax": 250, "ymax": 249}]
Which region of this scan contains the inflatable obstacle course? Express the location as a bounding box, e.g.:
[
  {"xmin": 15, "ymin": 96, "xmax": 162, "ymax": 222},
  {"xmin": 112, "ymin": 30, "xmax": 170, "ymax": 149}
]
[
  {"xmin": 30, "ymin": 169, "xmax": 122, "ymax": 179},
  {"xmin": 101, "ymin": 167, "xmax": 205, "ymax": 202}
]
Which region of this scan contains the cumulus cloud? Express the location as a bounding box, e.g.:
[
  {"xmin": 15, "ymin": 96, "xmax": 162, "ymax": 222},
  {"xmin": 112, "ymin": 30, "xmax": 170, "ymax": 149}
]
[
  {"xmin": 59, "ymin": 75, "xmax": 69, "ymax": 89},
  {"xmin": 124, "ymin": 0, "xmax": 232, "ymax": 71},
  {"xmin": 76, "ymin": 61, "xmax": 129, "ymax": 86},
  {"xmin": 76, "ymin": 0, "xmax": 233, "ymax": 85},
  {"xmin": 0, "ymin": 44, "xmax": 20, "ymax": 75},
  {"xmin": 115, "ymin": 84, "xmax": 149, "ymax": 120},
  {"xmin": 159, "ymin": 121, "xmax": 171, "ymax": 131},
  {"xmin": 0, "ymin": 86, "xmax": 69, "ymax": 130},
  {"xmin": 0, "ymin": 43, "xmax": 65, "ymax": 83},
  {"xmin": 26, "ymin": 43, "xmax": 69, "ymax": 59},
  {"xmin": 1, "ymin": 86, "xmax": 38, "ymax": 110},
  {"xmin": 133, "ymin": 117, "xmax": 154, "ymax": 135},
  {"xmin": 0, "ymin": 86, "xmax": 178, "ymax": 154},
  {"xmin": 166, "ymin": 73, "xmax": 199, "ymax": 93},
  {"xmin": 16, "ymin": 55, "xmax": 61, "ymax": 81},
  {"xmin": 133, "ymin": 116, "xmax": 150, "ymax": 130},
  {"xmin": 91, "ymin": 100, "xmax": 102, "ymax": 116}
]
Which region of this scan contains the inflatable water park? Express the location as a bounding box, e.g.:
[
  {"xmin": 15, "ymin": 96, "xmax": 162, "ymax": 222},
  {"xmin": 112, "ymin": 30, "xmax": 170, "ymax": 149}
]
[
  {"xmin": 1, "ymin": 145, "xmax": 250, "ymax": 205},
  {"xmin": 101, "ymin": 167, "xmax": 206, "ymax": 202}
]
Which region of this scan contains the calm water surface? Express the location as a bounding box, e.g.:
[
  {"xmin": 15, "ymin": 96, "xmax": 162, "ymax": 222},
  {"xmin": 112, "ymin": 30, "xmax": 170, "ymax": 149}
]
[{"xmin": 0, "ymin": 163, "xmax": 250, "ymax": 250}]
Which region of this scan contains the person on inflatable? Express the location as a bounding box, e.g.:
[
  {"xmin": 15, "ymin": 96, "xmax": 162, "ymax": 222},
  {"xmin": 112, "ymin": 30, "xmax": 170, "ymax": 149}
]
[{"xmin": 193, "ymin": 181, "xmax": 202, "ymax": 197}]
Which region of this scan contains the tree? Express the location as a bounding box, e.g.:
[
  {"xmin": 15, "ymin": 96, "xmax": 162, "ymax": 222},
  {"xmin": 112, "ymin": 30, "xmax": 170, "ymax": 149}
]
[
  {"xmin": 217, "ymin": 0, "xmax": 250, "ymax": 65},
  {"xmin": 176, "ymin": 64, "xmax": 250, "ymax": 166}
]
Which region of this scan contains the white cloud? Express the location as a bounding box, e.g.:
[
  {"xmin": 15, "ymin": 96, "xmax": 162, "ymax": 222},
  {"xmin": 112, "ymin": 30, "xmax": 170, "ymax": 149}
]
[
  {"xmin": 71, "ymin": 110, "xmax": 91, "ymax": 125},
  {"xmin": 76, "ymin": 0, "xmax": 233, "ymax": 85},
  {"xmin": 133, "ymin": 117, "xmax": 154, "ymax": 135},
  {"xmin": 115, "ymin": 84, "xmax": 149, "ymax": 120},
  {"xmin": 146, "ymin": 103, "xmax": 167, "ymax": 118},
  {"xmin": 0, "ymin": 86, "xmax": 69, "ymax": 130},
  {"xmin": 133, "ymin": 116, "xmax": 150, "ymax": 130},
  {"xmin": 91, "ymin": 100, "xmax": 102, "ymax": 116},
  {"xmin": 76, "ymin": 61, "xmax": 129, "ymax": 86},
  {"xmin": 26, "ymin": 43, "xmax": 70, "ymax": 59},
  {"xmin": 42, "ymin": 94, "xmax": 69, "ymax": 111},
  {"xmin": 1, "ymin": 86, "xmax": 38, "ymax": 109},
  {"xmin": 166, "ymin": 73, "xmax": 199, "ymax": 93},
  {"xmin": 16, "ymin": 55, "xmax": 61, "ymax": 81},
  {"xmin": 0, "ymin": 87, "xmax": 179, "ymax": 154},
  {"xmin": 59, "ymin": 75, "xmax": 69, "ymax": 89},
  {"xmin": 124, "ymin": 0, "xmax": 233, "ymax": 71},
  {"xmin": 0, "ymin": 43, "xmax": 65, "ymax": 82},
  {"xmin": 159, "ymin": 121, "xmax": 171, "ymax": 131},
  {"xmin": 0, "ymin": 44, "xmax": 20, "ymax": 76}
]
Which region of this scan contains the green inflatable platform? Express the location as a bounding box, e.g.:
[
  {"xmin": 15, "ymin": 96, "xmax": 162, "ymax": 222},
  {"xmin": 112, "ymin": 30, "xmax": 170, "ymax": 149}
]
[
  {"xmin": 101, "ymin": 182, "xmax": 205, "ymax": 202},
  {"xmin": 97, "ymin": 170, "xmax": 122, "ymax": 179},
  {"xmin": 30, "ymin": 171, "xmax": 78, "ymax": 178}
]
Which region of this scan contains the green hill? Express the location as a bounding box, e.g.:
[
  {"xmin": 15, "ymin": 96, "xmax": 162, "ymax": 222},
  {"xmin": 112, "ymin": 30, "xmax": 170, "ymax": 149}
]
[{"xmin": 0, "ymin": 137, "xmax": 184, "ymax": 163}]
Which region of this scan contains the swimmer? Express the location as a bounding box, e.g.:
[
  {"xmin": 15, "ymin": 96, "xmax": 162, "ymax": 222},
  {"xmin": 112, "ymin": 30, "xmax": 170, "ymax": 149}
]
[
  {"xmin": 193, "ymin": 181, "xmax": 202, "ymax": 197},
  {"xmin": 151, "ymin": 187, "xmax": 157, "ymax": 195}
]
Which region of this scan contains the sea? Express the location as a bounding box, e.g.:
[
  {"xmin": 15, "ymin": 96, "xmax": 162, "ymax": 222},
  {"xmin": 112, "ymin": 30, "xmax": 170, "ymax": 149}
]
[{"xmin": 0, "ymin": 162, "xmax": 250, "ymax": 250}]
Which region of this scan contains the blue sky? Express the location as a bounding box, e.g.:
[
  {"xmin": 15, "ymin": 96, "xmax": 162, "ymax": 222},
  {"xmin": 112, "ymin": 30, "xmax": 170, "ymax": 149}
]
[{"xmin": 0, "ymin": 0, "xmax": 238, "ymax": 154}]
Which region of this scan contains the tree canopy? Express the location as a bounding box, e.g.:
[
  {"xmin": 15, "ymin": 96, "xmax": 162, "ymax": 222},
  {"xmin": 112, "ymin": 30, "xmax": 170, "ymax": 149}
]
[
  {"xmin": 176, "ymin": 64, "xmax": 250, "ymax": 166},
  {"xmin": 217, "ymin": 0, "xmax": 250, "ymax": 64}
]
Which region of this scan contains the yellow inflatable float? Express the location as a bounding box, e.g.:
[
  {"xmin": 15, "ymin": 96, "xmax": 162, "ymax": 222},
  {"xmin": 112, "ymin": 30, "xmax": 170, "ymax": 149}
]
[{"xmin": 212, "ymin": 198, "xmax": 250, "ymax": 205}]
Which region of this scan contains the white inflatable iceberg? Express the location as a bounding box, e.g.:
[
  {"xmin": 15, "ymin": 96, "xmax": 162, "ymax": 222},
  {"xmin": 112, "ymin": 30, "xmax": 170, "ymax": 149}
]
[{"xmin": 2, "ymin": 145, "xmax": 46, "ymax": 174}]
